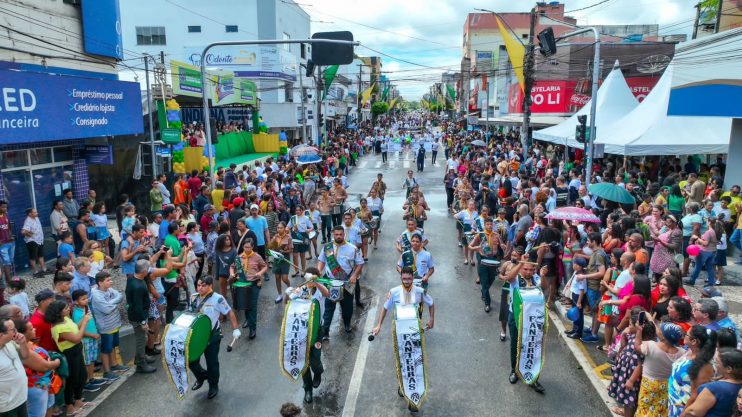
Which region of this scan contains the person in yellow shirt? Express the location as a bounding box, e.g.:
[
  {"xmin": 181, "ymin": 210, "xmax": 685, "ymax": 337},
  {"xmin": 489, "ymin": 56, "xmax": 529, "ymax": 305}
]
[
  {"xmin": 211, "ymin": 181, "xmax": 225, "ymax": 212},
  {"xmin": 655, "ymin": 186, "xmax": 669, "ymax": 209},
  {"xmin": 722, "ymin": 185, "xmax": 742, "ymax": 218}
]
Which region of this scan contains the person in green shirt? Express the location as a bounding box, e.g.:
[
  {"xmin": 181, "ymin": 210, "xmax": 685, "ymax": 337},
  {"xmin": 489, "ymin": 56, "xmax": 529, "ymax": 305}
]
[
  {"xmin": 149, "ymin": 180, "xmax": 164, "ymax": 214},
  {"xmin": 161, "ymin": 222, "xmax": 191, "ymax": 324},
  {"xmin": 667, "ymin": 184, "xmax": 685, "ymax": 217}
]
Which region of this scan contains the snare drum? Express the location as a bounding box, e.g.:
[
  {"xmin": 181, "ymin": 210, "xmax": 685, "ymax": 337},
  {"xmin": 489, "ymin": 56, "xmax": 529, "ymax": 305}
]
[
  {"xmin": 308, "ymin": 230, "xmax": 318, "ymax": 240},
  {"xmin": 231, "ymin": 282, "xmax": 253, "ymax": 311},
  {"xmin": 480, "ymin": 258, "xmax": 501, "ymax": 268},
  {"xmin": 327, "ymin": 279, "xmax": 345, "ymax": 302},
  {"xmin": 168, "ymin": 312, "xmax": 212, "ymax": 361},
  {"xmin": 369, "ymin": 216, "xmax": 380, "ymax": 229}
]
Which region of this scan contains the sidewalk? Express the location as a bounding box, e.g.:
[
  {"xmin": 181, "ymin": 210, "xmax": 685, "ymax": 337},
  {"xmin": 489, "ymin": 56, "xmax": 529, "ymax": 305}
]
[{"xmin": 549, "ymin": 258, "xmax": 742, "ymax": 416}]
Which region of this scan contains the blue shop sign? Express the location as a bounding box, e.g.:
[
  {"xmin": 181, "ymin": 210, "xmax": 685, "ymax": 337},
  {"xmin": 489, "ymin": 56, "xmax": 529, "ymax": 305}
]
[
  {"xmin": 0, "ymin": 69, "xmax": 143, "ymax": 144},
  {"xmin": 84, "ymin": 145, "xmax": 114, "ymax": 165}
]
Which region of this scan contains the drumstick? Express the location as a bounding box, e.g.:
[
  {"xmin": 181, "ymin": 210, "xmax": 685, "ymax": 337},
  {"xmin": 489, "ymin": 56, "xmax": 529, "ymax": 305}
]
[
  {"xmin": 367, "ymin": 332, "xmax": 375, "ymax": 341},
  {"xmin": 226, "ymin": 337, "xmax": 238, "ymax": 352}
]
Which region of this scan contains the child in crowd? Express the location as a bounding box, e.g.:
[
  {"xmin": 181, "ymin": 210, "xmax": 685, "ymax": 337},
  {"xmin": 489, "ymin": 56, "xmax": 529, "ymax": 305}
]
[
  {"xmin": 90, "ymin": 271, "xmax": 129, "ymax": 380},
  {"xmin": 71, "ymin": 289, "xmax": 107, "ymax": 390},
  {"xmin": 91, "ymin": 202, "xmax": 111, "ymax": 257},
  {"xmin": 715, "ymin": 225, "xmax": 727, "ymax": 286},
  {"xmin": 8, "ymin": 278, "xmax": 29, "ymax": 319},
  {"xmin": 53, "ymin": 271, "xmax": 73, "ymax": 305},
  {"xmin": 566, "ymin": 257, "xmax": 588, "ymax": 339},
  {"xmin": 121, "ymin": 205, "xmax": 137, "ymax": 240},
  {"xmin": 58, "ymin": 231, "xmax": 76, "ymax": 260}
]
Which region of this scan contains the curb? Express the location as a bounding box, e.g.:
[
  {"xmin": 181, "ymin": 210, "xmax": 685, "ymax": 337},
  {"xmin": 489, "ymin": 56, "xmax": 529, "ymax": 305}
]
[{"xmin": 548, "ymin": 309, "xmax": 619, "ymax": 416}]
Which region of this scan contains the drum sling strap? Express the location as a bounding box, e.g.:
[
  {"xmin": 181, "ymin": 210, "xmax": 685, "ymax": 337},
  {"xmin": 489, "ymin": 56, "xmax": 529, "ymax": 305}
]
[
  {"xmin": 189, "ymin": 292, "xmax": 219, "ymax": 333},
  {"xmin": 323, "ymin": 242, "xmax": 348, "ymax": 280}
]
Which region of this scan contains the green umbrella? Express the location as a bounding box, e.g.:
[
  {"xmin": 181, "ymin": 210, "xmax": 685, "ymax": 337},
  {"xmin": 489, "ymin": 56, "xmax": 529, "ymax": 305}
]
[{"xmin": 588, "ymin": 183, "xmax": 635, "ymax": 205}]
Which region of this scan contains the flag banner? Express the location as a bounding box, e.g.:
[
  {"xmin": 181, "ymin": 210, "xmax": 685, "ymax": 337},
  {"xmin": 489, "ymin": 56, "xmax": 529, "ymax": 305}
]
[
  {"xmin": 322, "ymin": 65, "xmax": 340, "ymax": 100},
  {"xmin": 162, "ymin": 323, "xmax": 190, "ymax": 399},
  {"xmin": 279, "ymin": 298, "xmax": 320, "ymax": 381},
  {"xmin": 514, "ymin": 287, "xmax": 547, "ymax": 385},
  {"xmin": 446, "ymin": 83, "xmax": 457, "ymax": 100},
  {"xmin": 496, "ymin": 16, "xmax": 526, "ymax": 93},
  {"xmin": 362, "ymin": 82, "xmax": 376, "ymax": 105},
  {"xmin": 382, "ymin": 85, "xmax": 390, "ymax": 102},
  {"xmin": 393, "ymin": 304, "xmax": 429, "ymax": 409}
]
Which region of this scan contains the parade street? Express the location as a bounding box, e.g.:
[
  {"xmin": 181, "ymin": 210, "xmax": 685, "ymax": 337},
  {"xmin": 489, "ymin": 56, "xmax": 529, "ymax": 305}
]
[{"xmin": 90, "ymin": 151, "xmax": 610, "ymax": 417}]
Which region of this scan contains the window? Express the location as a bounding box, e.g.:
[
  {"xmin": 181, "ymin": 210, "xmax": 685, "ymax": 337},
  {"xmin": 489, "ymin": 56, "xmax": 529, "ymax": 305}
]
[
  {"xmin": 136, "ymin": 26, "xmax": 166, "ymax": 45},
  {"xmin": 53, "ymin": 147, "xmax": 73, "ymax": 162},
  {"xmin": 188, "ymin": 25, "xmax": 201, "ymax": 33},
  {"xmin": 301, "ymin": 43, "xmax": 306, "ymax": 59},
  {"xmin": 225, "ymin": 25, "xmax": 238, "ymax": 33},
  {"xmin": 282, "ymin": 32, "xmax": 291, "ymax": 51}
]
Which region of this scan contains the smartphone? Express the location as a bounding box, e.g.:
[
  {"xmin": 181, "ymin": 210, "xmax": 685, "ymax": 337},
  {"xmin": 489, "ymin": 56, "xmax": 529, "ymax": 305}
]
[{"xmin": 638, "ymin": 311, "xmax": 647, "ymax": 325}]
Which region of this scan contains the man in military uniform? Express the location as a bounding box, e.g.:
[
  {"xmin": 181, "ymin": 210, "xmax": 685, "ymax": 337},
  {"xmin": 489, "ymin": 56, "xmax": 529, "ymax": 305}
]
[
  {"xmin": 396, "ymin": 234, "xmax": 435, "ymax": 290},
  {"xmin": 319, "ymin": 226, "xmax": 364, "ymax": 338},
  {"xmin": 189, "ymin": 276, "xmax": 241, "ymax": 399}
]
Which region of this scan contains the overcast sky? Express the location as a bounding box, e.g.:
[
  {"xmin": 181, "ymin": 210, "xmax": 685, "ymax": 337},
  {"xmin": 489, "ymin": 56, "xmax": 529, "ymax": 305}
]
[{"xmin": 304, "ymin": 0, "xmax": 697, "ymax": 99}]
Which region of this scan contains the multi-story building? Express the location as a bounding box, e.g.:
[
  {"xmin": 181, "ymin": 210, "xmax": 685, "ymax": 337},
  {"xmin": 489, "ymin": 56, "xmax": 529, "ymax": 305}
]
[
  {"xmin": 119, "ymin": 0, "xmax": 316, "ymax": 141},
  {"xmin": 0, "ymin": 0, "xmax": 143, "ymax": 268}
]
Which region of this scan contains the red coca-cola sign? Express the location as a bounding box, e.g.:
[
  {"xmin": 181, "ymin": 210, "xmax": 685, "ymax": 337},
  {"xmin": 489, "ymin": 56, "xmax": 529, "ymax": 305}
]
[{"xmin": 569, "ymin": 93, "xmax": 590, "ymax": 107}]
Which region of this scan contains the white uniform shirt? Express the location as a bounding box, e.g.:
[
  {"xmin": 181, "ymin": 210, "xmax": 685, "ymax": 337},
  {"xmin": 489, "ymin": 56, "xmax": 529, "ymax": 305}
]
[
  {"xmin": 288, "ymin": 215, "xmax": 313, "ymax": 233},
  {"xmin": 191, "ymin": 292, "xmax": 232, "ymax": 330},
  {"xmin": 397, "ymin": 249, "xmax": 435, "ymax": 277},
  {"xmin": 384, "ymin": 285, "xmax": 433, "ymax": 310},
  {"xmin": 318, "ymin": 242, "xmax": 364, "ymax": 278}
]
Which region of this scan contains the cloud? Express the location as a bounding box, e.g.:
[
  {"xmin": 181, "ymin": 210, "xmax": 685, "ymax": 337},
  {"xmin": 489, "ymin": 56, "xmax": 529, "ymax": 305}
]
[{"xmin": 305, "ymin": 0, "xmax": 696, "ymax": 99}]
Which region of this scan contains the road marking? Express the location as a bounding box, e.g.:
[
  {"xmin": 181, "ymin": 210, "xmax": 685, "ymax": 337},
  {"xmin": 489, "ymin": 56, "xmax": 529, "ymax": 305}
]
[
  {"xmin": 389, "ymin": 161, "xmax": 396, "ymax": 168},
  {"xmin": 359, "ymin": 161, "xmax": 368, "ymax": 169},
  {"xmin": 342, "ymin": 300, "xmax": 379, "ymax": 417},
  {"xmin": 403, "ymin": 160, "xmax": 410, "ymax": 168},
  {"xmin": 375, "ymin": 162, "xmax": 382, "ymax": 169}
]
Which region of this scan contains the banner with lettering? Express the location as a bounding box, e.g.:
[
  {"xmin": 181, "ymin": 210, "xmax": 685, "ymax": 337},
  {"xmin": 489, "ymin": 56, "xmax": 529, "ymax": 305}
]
[
  {"xmin": 279, "ymin": 298, "xmax": 318, "ymax": 381},
  {"xmin": 514, "ymin": 287, "xmax": 547, "ymax": 385},
  {"xmin": 393, "ymin": 304, "xmax": 428, "ymax": 409},
  {"xmin": 162, "ymin": 323, "xmax": 189, "ymax": 398}
]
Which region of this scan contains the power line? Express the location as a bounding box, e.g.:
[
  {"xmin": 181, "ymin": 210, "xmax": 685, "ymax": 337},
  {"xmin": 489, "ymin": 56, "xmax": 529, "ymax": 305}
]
[{"xmin": 565, "ymin": 0, "xmax": 615, "ymax": 14}]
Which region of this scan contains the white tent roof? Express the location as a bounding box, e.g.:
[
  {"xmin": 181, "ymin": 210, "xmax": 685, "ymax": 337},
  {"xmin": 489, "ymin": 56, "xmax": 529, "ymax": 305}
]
[
  {"xmin": 595, "ymin": 63, "xmax": 732, "ymax": 156},
  {"xmin": 532, "ymin": 62, "xmax": 638, "ymax": 149}
]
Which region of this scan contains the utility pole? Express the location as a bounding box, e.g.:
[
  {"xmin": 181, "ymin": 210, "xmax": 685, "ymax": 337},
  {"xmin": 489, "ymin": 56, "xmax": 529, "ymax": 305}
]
[
  {"xmin": 143, "ymin": 54, "xmax": 156, "ymax": 177},
  {"xmin": 485, "ymin": 72, "xmax": 490, "ymax": 141},
  {"xmin": 522, "ymin": 7, "xmax": 536, "ymax": 154},
  {"xmin": 357, "ymin": 64, "xmax": 363, "ymax": 124},
  {"xmin": 298, "ymin": 62, "xmax": 307, "ymax": 144},
  {"xmin": 714, "ymin": 0, "xmax": 724, "ymax": 33},
  {"xmin": 692, "ymin": 2, "xmax": 701, "ymax": 39},
  {"xmin": 315, "ymin": 66, "xmax": 323, "ymax": 147}
]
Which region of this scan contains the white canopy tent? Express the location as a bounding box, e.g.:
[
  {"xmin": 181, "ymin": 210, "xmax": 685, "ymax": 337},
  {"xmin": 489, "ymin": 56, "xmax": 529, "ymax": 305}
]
[
  {"xmin": 595, "ymin": 64, "xmax": 732, "ymax": 155},
  {"xmin": 532, "ymin": 62, "xmax": 639, "ymax": 149}
]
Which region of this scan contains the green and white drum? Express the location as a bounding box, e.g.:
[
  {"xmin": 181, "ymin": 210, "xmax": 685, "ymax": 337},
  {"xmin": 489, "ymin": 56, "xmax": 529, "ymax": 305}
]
[
  {"xmin": 513, "ymin": 286, "xmax": 547, "ymax": 385},
  {"xmin": 162, "ymin": 312, "xmax": 212, "ymax": 398}
]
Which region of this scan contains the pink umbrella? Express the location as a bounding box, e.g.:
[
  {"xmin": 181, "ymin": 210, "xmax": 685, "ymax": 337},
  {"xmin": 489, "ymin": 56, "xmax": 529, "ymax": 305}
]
[
  {"xmin": 290, "ymin": 145, "xmax": 319, "ymax": 157},
  {"xmin": 545, "ymin": 207, "xmax": 601, "ymax": 223}
]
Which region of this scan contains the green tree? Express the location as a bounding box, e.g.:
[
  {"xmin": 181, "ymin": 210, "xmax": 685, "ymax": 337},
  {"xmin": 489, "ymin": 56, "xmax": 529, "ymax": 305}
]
[{"xmin": 371, "ymin": 101, "xmax": 390, "ymax": 119}]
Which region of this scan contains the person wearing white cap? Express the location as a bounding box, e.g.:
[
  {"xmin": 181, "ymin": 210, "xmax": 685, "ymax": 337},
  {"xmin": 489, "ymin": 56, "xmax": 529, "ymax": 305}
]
[{"xmin": 245, "ymin": 204, "xmax": 270, "ymax": 260}]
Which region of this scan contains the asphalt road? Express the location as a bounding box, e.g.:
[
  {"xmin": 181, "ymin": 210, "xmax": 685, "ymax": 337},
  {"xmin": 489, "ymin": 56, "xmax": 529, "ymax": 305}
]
[{"xmin": 91, "ymin": 150, "xmax": 610, "ymax": 417}]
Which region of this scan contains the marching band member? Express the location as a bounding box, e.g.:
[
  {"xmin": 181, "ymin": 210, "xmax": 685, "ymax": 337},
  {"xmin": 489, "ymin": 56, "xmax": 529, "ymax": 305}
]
[
  {"xmin": 454, "ymin": 200, "xmax": 479, "ymax": 265},
  {"xmin": 358, "ymin": 199, "xmax": 374, "ymax": 261},
  {"xmin": 285, "ymin": 267, "xmax": 329, "ymax": 404},
  {"xmin": 371, "ymin": 267, "xmax": 435, "ymax": 412},
  {"xmin": 403, "ymin": 194, "xmax": 428, "ymax": 229},
  {"xmin": 189, "ymin": 276, "xmax": 241, "ymax": 399},
  {"xmin": 468, "ymin": 217, "xmax": 506, "ymax": 312},
  {"xmin": 396, "ymin": 234, "xmax": 435, "ymax": 290},
  {"xmin": 501, "ymin": 253, "xmax": 548, "ymax": 394},
  {"xmin": 402, "ymin": 170, "xmax": 418, "ymax": 198},
  {"xmin": 319, "ymin": 226, "xmax": 364, "ymax": 337},
  {"xmin": 287, "ymin": 205, "xmax": 314, "ymax": 277},
  {"xmin": 396, "ymin": 219, "xmax": 428, "ymax": 253},
  {"xmin": 268, "ymin": 222, "xmax": 293, "ymax": 304},
  {"xmin": 234, "ymin": 238, "xmax": 267, "ymax": 338},
  {"xmin": 367, "ymin": 189, "xmax": 384, "ymax": 249}
]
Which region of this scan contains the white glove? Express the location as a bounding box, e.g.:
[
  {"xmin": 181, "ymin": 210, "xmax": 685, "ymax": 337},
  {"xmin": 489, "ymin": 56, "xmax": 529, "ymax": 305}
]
[{"xmin": 232, "ymin": 329, "xmax": 242, "ymax": 339}]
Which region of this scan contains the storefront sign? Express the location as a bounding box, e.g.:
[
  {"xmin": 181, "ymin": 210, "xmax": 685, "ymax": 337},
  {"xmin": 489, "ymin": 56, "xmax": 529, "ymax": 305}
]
[
  {"xmin": 0, "ymin": 69, "xmax": 143, "ymax": 144},
  {"xmin": 626, "ymin": 76, "xmax": 659, "ymax": 102},
  {"xmin": 81, "ymin": 0, "xmax": 124, "ymax": 60},
  {"xmin": 171, "ymin": 60, "xmax": 259, "ymax": 106},
  {"xmin": 183, "ymin": 46, "xmax": 297, "ymax": 82},
  {"xmin": 180, "ymin": 106, "xmax": 253, "ymax": 125},
  {"xmin": 84, "ymin": 145, "xmax": 114, "ymax": 165},
  {"xmin": 508, "ymin": 81, "xmax": 577, "ymax": 114},
  {"xmin": 161, "ymin": 128, "xmax": 182, "ymax": 144}
]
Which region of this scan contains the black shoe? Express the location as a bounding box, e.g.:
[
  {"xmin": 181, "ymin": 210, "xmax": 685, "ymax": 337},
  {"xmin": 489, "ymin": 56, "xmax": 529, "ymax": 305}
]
[
  {"xmin": 344, "ymin": 324, "xmax": 352, "ymax": 334},
  {"xmin": 499, "ymin": 333, "xmax": 506, "ymax": 342},
  {"xmin": 321, "ymin": 334, "xmax": 329, "ymax": 342},
  {"xmin": 249, "ymin": 329, "xmax": 256, "ymax": 339},
  {"xmin": 242, "ymin": 321, "xmax": 249, "ymax": 329},
  {"xmin": 207, "ymin": 386, "xmax": 219, "ymax": 399},
  {"xmin": 312, "ymin": 372, "xmax": 322, "ymax": 389},
  {"xmin": 509, "ymin": 371, "xmax": 518, "ymax": 384},
  {"xmin": 566, "ymin": 332, "xmax": 582, "ymax": 339},
  {"xmin": 408, "ymin": 404, "xmax": 419, "ymax": 412},
  {"xmin": 136, "ymin": 364, "xmax": 156, "ymax": 374},
  {"xmin": 398, "ymin": 387, "xmax": 404, "ymax": 397},
  {"xmin": 484, "ymin": 305, "xmax": 491, "ymax": 313},
  {"xmin": 564, "ymin": 329, "xmax": 575, "ymax": 335},
  {"xmin": 191, "ymin": 379, "xmax": 204, "ymax": 391},
  {"xmin": 530, "ymin": 381, "xmax": 545, "ymax": 394},
  {"xmin": 304, "ymin": 390, "xmax": 313, "ymax": 404},
  {"xmin": 355, "ymin": 301, "xmax": 365, "ymax": 309},
  {"xmin": 145, "ymin": 347, "xmax": 161, "ymax": 356},
  {"xmin": 145, "ymin": 355, "xmax": 156, "ymax": 364}
]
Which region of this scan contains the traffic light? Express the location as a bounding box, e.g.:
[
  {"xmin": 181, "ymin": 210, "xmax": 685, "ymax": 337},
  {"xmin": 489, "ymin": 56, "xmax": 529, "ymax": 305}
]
[
  {"xmin": 575, "ymin": 114, "xmax": 587, "ymax": 143},
  {"xmin": 538, "ymin": 27, "xmax": 557, "ymax": 57}
]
